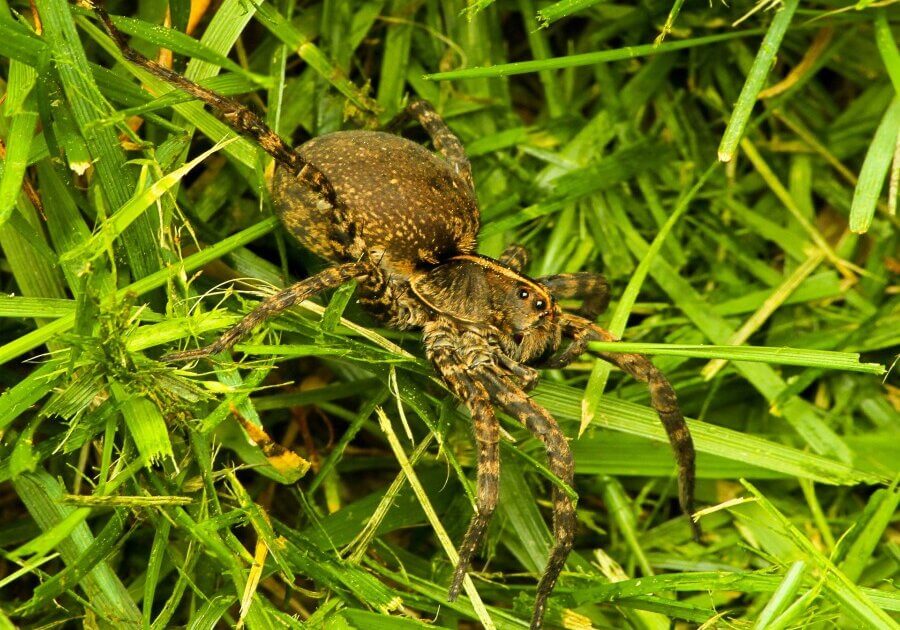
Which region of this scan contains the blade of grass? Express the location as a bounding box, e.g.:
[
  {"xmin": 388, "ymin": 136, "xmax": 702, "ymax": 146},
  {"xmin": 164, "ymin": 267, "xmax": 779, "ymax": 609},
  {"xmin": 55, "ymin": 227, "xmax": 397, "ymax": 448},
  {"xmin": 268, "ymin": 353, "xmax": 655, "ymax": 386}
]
[
  {"xmin": 536, "ymin": 0, "xmax": 606, "ymax": 28},
  {"xmin": 108, "ymin": 381, "xmax": 174, "ymax": 467},
  {"xmin": 76, "ymin": 14, "xmax": 260, "ymax": 169},
  {"xmin": 60, "ymin": 138, "xmax": 234, "ymax": 264},
  {"xmin": 36, "ymin": 0, "xmax": 159, "ymax": 279},
  {"xmin": 538, "ymin": 382, "xmax": 876, "ymax": 485},
  {"xmin": 17, "ymin": 509, "xmax": 129, "ymax": 615},
  {"xmin": 607, "ymin": 196, "xmax": 853, "ymax": 463},
  {"xmin": 740, "ymin": 138, "xmax": 861, "ymax": 277},
  {"xmin": 701, "ymin": 250, "xmax": 826, "ymax": 379},
  {"xmin": 425, "ymin": 29, "xmax": 765, "ymax": 80},
  {"xmin": 837, "ymin": 485, "xmax": 900, "ymax": 582},
  {"xmin": 718, "ymin": 0, "xmax": 799, "ymax": 162},
  {"xmin": 580, "ymin": 163, "xmax": 716, "ymax": 435},
  {"xmin": 12, "ymin": 470, "xmax": 141, "ymax": 624},
  {"xmin": 585, "ymin": 341, "xmax": 884, "ymax": 373},
  {"xmin": 252, "ymin": 1, "xmax": 379, "ymax": 113},
  {"xmin": 0, "ymin": 216, "xmax": 278, "ymax": 366},
  {"xmin": 0, "ymin": 61, "xmax": 38, "ymax": 227},
  {"xmin": 375, "ymin": 408, "xmax": 496, "ymax": 630},
  {"xmin": 752, "ymin": 560, "xmax": 807, "ymax": 629},
  {"xmin": 654, "ymin": 0, "xmax": 686, "ymax": 45},
  {"xmin": 849, "ymin": 97, "xmax": 900, "ymax": 233},
  {"xmin": 741, "ymin": 480, "xmax": 899, "ymax": 629}
]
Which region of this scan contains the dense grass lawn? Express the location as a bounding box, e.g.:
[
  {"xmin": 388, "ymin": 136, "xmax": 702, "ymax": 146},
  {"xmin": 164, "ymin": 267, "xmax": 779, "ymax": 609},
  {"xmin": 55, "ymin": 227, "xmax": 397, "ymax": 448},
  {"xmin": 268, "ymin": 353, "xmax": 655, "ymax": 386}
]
[{"xmin": 1, "ymin": 0, "xmax": 898, "ymax": 627}]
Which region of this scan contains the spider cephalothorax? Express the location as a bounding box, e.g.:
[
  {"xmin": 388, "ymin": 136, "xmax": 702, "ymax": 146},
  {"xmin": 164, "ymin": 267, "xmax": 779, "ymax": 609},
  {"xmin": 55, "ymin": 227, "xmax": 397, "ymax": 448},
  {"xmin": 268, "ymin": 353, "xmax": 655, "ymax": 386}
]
[
  {"xmin": 86, "ymin": 3, "xmax": 699, "ymax": 627},
  {"xmin": 411, "ymin": 255, "xmax": 562, "ymax": 364}
]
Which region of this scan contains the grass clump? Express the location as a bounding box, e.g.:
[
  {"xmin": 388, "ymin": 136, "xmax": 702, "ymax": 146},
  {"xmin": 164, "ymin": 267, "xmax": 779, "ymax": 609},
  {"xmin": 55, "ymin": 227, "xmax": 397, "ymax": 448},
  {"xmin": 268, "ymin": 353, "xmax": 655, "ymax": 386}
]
[{"xmin": 1, "ymin": 0, "xmax": 898, "ymax": 628}]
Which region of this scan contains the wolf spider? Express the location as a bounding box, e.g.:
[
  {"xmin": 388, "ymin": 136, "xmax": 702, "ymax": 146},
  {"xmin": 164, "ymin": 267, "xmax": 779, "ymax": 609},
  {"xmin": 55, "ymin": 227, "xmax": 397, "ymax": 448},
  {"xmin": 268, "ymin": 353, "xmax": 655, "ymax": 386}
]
[{"xmin": 86, "ymin": 2, "xmax": 699, "ymax": 627}]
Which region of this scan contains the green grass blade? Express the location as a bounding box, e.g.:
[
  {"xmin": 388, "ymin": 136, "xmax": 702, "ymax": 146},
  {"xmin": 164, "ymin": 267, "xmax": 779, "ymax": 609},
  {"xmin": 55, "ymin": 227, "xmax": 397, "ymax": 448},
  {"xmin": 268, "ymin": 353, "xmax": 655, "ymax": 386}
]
[
  {"xmin": 580, "ymin": 163, "xmax": 717, "ymax": 434},
  {"xmin": 717, "ymin": 0, "xmax": 799, "ymax": 162},
  {"xmin": 752, "ymin": 560, "xmax": 807, "ymax": 629},
  {"xmin": 0, "ymin": 217, "xmax": 278, "ymax": 365},
  {"xmin": 849, "ymin": 97, "xmax": 900, "ymax": 233},
  {"xmin": 36, "ymin": 0, "xmax": 159, "ymax": 279},
  {"xmin": 583, "ymin": 342, "xmax": 885, "ymax": 374},
  {"xmin": 0, "ymin": 61, "xmax": 38, "ymax": 227},
  {"xmin": 536, "ymin": 0, "xmax": 606, "ymax": 28},
  {"xmin": 376, "ymin": 408, "xmax": 496, "ymax": 629},
  {"xmin": 741, "ymin": 481, "xmax": 899, "ymax": 629},
  {"xmin": 538, "ymin": 382, "xmax": 877, "ymax": 485},
  {"xmin": 12, "ymin": 470, "xmax": 141, "ymax": 624},
  {"xmin": 425, "ymin": 29, "xmax": 765, "ymax": 80}
]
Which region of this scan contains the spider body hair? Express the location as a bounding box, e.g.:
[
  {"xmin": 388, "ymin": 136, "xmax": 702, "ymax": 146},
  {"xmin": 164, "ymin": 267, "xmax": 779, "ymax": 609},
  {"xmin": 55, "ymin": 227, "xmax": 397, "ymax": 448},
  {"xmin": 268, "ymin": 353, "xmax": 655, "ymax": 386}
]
[{"xmin": 82, "ymin": 3, "xmax": 700, "ymax": 626}]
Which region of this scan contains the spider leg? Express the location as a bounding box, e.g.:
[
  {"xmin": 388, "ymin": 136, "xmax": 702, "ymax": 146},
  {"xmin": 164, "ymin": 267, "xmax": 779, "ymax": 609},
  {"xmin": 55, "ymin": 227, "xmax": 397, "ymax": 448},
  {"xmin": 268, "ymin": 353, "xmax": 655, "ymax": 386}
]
[
  {"xmin": 539, "ymin": 272, "xmax": 611, "ymax": 320},
  {"xmin": 424, "ymin": 324, "xmax": 500, "ymax": 600},
  {"xmin": 164, "ymin": 262, "xmax": 369, "ymax": 362},
  {"xmin": 499, "ymin": 243, "xmax": 530, "ymax": 272},
  {"xmin": 477, "ymin": 368, "xmax": 575, "ymax": 630},
  {"xmin": 84, "ymin": 0, "xmax": 335, "ymax": 200},
  {"xmin": 386, "ymin": 99, "xmax": 473, "ymax": 190},
  {"xmin": 542, "ymin": 318, "xmax": 593, "ymax": 369},
  {"xmin": 553, "ymin": 314, "xmax": 700, "ymax": 541},
  {"xmin": 497, "ymin": 353, "xmax": 540, "ymax": 391}
]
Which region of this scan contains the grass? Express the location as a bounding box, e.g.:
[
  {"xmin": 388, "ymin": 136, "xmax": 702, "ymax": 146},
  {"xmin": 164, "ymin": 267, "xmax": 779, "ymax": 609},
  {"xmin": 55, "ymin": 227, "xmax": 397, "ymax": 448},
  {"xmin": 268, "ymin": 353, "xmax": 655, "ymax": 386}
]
[{"xmin": 0, "ymin": 0, "xmax": 898, "ymax": 628}]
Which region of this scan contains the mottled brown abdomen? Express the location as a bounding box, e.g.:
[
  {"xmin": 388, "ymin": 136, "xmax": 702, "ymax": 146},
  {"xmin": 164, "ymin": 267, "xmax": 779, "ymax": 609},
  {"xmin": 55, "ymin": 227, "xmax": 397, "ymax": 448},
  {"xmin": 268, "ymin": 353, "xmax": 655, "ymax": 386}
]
[{"xmin": 272, "ymin": 131, "xmax": 480, "ymax": 274}]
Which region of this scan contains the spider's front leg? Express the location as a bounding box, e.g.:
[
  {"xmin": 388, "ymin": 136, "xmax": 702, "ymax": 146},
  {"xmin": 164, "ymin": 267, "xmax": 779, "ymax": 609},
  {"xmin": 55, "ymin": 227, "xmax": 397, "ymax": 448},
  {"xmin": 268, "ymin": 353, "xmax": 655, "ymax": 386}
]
[
  {"xmin": 551, "ymin": 314, "xmax": 700, "ymax": 541},
  {"xmin": 539, "ymin": 272, "xmax": 611, "ymax": 321},
  {"xmin": 423, "ymin": 323, "xmax": 501, "ymax": 600},
  {"xmin": 497, "ymin": 352, "xmax": 541, "ymax": 391},
  {"xmin": 477, "ymin": 367, "xmax": 575, "ymax": 630},
  {"xmin": 164, "ymin": 262, "xmax": 370, "ymax": 362},
  {"xmin": 499, "ymin": 243, "xmax": 530, "ymax": 272}
]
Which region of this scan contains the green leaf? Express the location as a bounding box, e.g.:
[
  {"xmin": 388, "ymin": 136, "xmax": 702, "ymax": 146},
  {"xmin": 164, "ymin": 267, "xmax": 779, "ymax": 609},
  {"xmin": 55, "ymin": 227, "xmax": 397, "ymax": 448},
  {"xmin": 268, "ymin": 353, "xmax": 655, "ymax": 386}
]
[{"xmin": 849, "ymin": 97, "xmax": 900, "ymax": 233}]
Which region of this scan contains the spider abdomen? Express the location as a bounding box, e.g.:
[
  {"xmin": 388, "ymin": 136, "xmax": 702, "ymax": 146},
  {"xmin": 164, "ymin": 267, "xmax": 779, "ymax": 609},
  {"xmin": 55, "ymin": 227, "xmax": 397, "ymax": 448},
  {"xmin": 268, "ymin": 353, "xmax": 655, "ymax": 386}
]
[{"xmin": 273, "ymin": 130, "xmax": 480, "ymax": 274}]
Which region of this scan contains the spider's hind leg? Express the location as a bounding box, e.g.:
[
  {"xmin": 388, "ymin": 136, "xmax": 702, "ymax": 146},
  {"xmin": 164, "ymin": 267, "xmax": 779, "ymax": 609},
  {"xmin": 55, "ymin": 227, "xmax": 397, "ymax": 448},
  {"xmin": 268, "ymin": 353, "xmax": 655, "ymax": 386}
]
[
  {"xmin": 84, "ymin": 0, "xmax": 334, "ymax": 200},
  {"xmin": 387, "ymin": 99, "xmax": 473, "ymax": 190},
  {"xmin": 596, "ymin": 348, "xmax": 699, "ymax": 540}
]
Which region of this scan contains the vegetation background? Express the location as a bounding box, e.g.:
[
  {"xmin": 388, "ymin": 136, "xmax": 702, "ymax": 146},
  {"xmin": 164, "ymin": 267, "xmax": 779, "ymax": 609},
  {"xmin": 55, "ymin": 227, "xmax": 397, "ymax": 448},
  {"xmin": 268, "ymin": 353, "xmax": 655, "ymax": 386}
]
[{"xmin": 0, "ymin": 0, "xmax": 898, "ymax": 627}]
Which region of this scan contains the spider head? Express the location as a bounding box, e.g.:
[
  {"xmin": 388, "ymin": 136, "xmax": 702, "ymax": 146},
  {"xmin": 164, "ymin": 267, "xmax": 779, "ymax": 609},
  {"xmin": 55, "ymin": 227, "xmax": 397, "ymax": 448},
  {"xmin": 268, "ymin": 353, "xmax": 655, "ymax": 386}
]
[{"xmin": 411, "ymin": 255, "xmax": 562, "ymax": 362}]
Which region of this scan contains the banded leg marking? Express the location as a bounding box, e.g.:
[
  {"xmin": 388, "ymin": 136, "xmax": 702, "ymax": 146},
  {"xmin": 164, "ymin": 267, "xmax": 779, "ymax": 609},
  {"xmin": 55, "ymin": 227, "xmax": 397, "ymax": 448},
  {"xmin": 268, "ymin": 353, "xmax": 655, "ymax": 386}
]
[
  {"xmin": 478, "ymin": 369, "xmax": 575, "ymax": 630},
  {"xmin": 499, "ymin": 244, "xmax": 529, "ymax": 272},
  {"xmin": 553, "ymin": 314, "xmax": 700, "ymax": 541},
  {"xmin": 539, "ymin": 272, "xmax": 611, "ymax": 320},
  {"xmin": 164, "ymin": 262, "xmax": 368, "ymax": 362},
  {"xmin": 426, "ymin": 326, "xmax": 502, "ymax": 601}
]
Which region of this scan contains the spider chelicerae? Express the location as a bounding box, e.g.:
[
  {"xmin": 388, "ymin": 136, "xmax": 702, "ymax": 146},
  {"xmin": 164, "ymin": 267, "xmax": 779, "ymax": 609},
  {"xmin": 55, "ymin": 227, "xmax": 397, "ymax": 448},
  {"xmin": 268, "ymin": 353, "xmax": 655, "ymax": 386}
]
[{"xmin": 86, "ymin": 2, "xmax": 700, "ymax": 627}]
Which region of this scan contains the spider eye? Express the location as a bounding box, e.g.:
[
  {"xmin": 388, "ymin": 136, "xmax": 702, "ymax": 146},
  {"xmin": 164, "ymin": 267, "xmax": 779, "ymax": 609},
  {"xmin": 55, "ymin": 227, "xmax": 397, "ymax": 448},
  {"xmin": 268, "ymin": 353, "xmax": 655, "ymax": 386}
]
[
  {"xmin": 518, "ymin": 289, "xmax": 530, "ymax": 299},
  {"xmin": 535, "ymin": 299, "xmax": 546, "ymax": 310}
]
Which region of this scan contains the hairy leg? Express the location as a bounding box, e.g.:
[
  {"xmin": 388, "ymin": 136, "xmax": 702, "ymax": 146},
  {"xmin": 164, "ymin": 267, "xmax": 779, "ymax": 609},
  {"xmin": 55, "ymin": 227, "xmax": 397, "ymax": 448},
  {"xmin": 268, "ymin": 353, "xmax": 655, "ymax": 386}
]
[
  {"xmin": 386, "ymin": 99, "xmax": 473, "ymax": 190},
  {"xmin": 542, "ymin": 316, "xmax": 594, "ymax": 369},
  {"xmin": 497, "ymin": 353, "xmax": 540, "ymax": 392},
  {"xmin": 539, "ymin": 272, "xmax": 611, "ymax": 320},
  {"xmin": 595, "ymin": 349, "xmax": 699, "ymax": 540},
  {"xmin": 552, "ymin": 314, "xmax": 700, "ymax": 541},
  {"xmin": 165, "ymin": 262, "xmax": 369, "ymax": 362},
  {"xmin": 478, "ymin": 368, "xmax": 575, "ymax": 630},
  {"xmin": 499, "ymin": 244, "xmax": 529, "ymax": 272},
  {"xmin": 424, "ymin": 323, "xmax": 501, "ymax": 600},
  {"xmin": 85, "ymin": 0, "xmax": 336, "ymax": 207}
]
